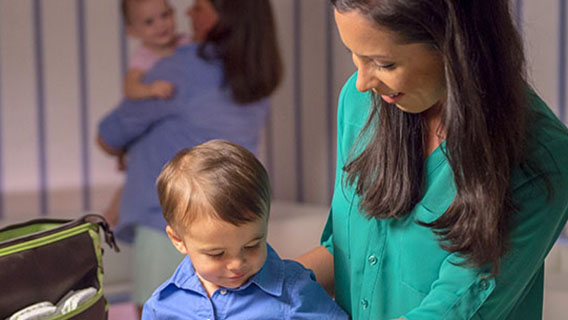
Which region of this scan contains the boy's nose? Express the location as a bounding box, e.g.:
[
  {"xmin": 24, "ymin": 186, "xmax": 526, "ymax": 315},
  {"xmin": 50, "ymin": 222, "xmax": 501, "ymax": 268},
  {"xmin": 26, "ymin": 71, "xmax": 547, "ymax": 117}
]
[{"xmin": 227, "ymin": 257, "xmax": 246, "ymax": 272}]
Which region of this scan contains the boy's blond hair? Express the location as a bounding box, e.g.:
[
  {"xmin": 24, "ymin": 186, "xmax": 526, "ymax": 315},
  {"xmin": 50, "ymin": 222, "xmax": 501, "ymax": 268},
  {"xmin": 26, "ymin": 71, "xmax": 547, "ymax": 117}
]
[{"xmin": 157, "ymin": 140, "xmax": 271, "ymax": 232}]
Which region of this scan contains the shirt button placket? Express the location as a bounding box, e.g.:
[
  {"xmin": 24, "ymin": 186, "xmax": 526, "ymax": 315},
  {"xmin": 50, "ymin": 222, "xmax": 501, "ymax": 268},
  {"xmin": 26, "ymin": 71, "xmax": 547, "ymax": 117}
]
[
  {"xmin": 359, "ymin": 254, "xmax": 377, "ymax": 314},
  {"xmin": 361, "ymin": 298, "xmax": 369, "ymax": 309},
  {"xmin": 479, "ymin": 279, "xmax": 489, "ymax": 290},
  {"xmin": 360, "ymin": 222, "xmax": 384, "ymax": 317}
]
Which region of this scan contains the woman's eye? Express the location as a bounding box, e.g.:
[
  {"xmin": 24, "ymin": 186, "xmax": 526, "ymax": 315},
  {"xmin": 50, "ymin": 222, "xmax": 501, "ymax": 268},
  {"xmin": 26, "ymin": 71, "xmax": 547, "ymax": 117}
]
[
  {"xmin": 144, "ymin": 18, "xmax": 154, "ymax": 26},
  {"xmin": 375, "ymin": 62, "xmax": 395, "ymax": 70}
]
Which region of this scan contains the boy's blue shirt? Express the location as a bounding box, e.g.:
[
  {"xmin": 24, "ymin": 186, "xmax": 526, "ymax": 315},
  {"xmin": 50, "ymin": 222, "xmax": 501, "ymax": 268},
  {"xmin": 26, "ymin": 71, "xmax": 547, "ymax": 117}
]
[{"xmin": 142, "ymin": 245, "xmax": 348, "ymax": 320}]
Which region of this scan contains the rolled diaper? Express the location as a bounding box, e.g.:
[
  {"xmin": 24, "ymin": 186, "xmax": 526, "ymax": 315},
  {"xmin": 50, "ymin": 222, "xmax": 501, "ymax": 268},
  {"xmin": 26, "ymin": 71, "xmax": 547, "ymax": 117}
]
[
  {"xmin": 55, "ymin": 287, "xmax": 97, "ymax": 316},
  {"xmin": 7, "ymin": 302, "xmax": 56, "ymax": 320},
  {"xmin": 6, "ymin": 287, "xmax": 97, "ymax": 320}
]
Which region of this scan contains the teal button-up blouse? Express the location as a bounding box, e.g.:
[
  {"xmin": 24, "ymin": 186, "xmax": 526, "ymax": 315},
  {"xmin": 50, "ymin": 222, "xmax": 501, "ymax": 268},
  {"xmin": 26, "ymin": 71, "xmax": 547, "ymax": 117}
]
[{"xmin": 321, "ymin": 73, "xmax": 568, "ymax": 320}]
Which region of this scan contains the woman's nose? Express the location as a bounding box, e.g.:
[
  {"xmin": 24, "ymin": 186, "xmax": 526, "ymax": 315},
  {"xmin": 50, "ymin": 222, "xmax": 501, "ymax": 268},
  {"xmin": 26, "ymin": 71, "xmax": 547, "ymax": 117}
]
[{"xmin": 355, "ymin": 64, "xmax": 380, "ymax": 93}]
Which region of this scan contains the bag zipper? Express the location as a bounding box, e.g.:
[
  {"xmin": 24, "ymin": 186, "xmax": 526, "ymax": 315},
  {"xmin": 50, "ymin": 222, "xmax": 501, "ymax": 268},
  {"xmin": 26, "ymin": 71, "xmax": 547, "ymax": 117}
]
[{"xmin": 0, "ymin": 214, "xmax": 119, "ymax": 253}]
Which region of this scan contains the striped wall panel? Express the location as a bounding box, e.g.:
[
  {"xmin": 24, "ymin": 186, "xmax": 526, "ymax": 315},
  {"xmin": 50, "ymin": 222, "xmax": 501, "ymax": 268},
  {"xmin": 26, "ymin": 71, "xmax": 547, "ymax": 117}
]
[
  {"xmin": 0, "ymin": 0, "xmax": 565, "ymax": 222},
  {"xmin": 84, "ymin": 0, "xmax": 123, "ymax": 218},
  {"xmin": 0, "ymin": 1, "xmax": 3, "ymax": 219},
  {"xmin": 0, "ymin": 0, "xmax": 41, "ymax": 220}
]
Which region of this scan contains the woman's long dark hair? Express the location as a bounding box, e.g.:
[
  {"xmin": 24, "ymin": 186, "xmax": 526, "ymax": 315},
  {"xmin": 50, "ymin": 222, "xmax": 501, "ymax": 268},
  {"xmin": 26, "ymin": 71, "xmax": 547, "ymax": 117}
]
[
  {"xmin": 198, "ymin": 0, "xmax": 283, "ymax": 104},
  {"xmin": 334, "ymin": 0, "xmax": 528, "ymax": 275}
]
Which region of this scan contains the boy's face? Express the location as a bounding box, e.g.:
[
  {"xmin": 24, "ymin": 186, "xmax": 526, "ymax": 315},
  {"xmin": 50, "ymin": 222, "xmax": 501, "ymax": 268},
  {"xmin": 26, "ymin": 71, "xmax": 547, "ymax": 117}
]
[
  {"xmin": 126, "ymin": 0, "xmax": 176, "ymax": 48},
  {"xmin": 167, "ymin": 213, "xmax": 268, "ymax": 296}
]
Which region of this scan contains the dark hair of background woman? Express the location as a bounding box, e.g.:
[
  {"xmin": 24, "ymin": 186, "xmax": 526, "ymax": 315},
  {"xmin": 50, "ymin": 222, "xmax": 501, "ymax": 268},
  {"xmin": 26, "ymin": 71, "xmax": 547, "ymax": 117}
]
[
  {"xmin": 198, "ymin": 0, "xmax": 283, "ymax": 104},
  {"xmin": 334, "ymin": 0, "xmax": 533, "ymax": 275}
]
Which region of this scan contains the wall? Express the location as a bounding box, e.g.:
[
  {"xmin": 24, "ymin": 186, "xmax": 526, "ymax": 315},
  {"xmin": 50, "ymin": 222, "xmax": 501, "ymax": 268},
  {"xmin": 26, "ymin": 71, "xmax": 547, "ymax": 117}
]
[{"xmin": 0, "ymin": 0, "xmax": 566, "ymax": 222}]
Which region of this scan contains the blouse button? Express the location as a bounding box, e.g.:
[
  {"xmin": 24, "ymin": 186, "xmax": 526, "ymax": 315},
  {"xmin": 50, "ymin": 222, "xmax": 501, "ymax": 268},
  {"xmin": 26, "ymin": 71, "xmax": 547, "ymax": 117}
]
[
  {"xmin": 479, "ymin": 279, "xmax": 489, "ymax": 290},
  {"xmin": 368, "ymin": 254, "xmax": 378, "ymax": 265},
  {"xmin": 220, "ymin": 289, "xmax": 228, "ymax": 295},
  {"xmin": 361, "ymin": 298, "xmax": 369, "ymax": 309}
]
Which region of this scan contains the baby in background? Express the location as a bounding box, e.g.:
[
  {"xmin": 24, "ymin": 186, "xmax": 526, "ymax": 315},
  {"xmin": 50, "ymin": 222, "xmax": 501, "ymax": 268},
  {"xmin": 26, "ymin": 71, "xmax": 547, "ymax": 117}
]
[
  {"xmin": 103, "ymin": 0, "xmax": 191, "ymax": 226},
  {"xmin": 122, "ymin": 0, "xmax": 191, "ymax": 100},
  {"xmin": 143, "ymin": 140, "xmax": 348, "ymax": 319}
]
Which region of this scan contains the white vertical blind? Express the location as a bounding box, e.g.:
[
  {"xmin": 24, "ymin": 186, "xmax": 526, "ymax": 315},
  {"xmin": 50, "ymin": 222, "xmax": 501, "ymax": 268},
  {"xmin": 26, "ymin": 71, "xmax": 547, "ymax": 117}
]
[
  {"xmin": 0, "ymin": 0, "xmax": 41, "ymax": 219},
  {"xmin": 0, "ymin": 0, "xmax": 564, "ymax": 221}
]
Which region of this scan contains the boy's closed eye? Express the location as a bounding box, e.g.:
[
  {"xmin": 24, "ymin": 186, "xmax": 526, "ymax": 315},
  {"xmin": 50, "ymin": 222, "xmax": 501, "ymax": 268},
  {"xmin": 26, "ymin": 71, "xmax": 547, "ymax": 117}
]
[
  {"xmin": 206, "ymin": 252, "xmax": 224, "ymax": 259},
  {"xmin": 245, "ymin": 242, "xmax": 261, "ymax": 250},
  {"xmin": 204, "ymin": 242, "xmax": 262, "ymax": 258}
]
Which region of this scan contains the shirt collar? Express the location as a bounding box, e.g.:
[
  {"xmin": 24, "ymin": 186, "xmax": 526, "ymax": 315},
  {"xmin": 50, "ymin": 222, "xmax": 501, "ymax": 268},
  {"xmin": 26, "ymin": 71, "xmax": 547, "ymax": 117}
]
[
  {"xmin": 163, "ymin": 243, "xmax": 284, "ymax": 297},
  {"xmin": 241, "ymin": 244, "xmax": 284, "ymax": 297},
  {"xmin": 165, "ymin": 256, "xmax": 207, "ymax": 296}
]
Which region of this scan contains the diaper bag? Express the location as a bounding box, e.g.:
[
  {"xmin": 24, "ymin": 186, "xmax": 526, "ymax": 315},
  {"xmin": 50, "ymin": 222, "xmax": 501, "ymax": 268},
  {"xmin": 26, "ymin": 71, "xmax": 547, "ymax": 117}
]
[{"xmin": 0, "ymin": 214, "xmax": 119, "ymax": 319}]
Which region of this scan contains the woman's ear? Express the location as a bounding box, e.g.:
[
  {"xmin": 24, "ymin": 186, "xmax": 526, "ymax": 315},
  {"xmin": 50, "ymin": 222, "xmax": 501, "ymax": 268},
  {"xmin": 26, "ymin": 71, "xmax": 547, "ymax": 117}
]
[{"xmin": 166, "ymin": 225, "xmax": 188, "ymax": 255}]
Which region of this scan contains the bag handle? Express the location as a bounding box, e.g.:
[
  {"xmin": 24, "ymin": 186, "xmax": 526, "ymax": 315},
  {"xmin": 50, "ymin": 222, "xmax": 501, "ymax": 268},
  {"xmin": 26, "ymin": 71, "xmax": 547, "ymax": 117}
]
[{"xmin": 82, "ymin": 214, "xmax": 120, "ymax": 253}]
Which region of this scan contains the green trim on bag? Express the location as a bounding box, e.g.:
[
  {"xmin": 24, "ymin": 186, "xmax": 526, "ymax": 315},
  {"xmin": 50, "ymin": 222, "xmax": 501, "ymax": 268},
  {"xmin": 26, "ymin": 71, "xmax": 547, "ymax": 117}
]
[
  {"xmin": 88, "ymin": 228, "xmax": 105, "ymax": 293},
  {"xmin": 0, "ymin": 223, "xmax": 98, "ymax": 258},
  {"xmin": 0, "ymin": 223, "xmax": 62, "ymax": 243}
]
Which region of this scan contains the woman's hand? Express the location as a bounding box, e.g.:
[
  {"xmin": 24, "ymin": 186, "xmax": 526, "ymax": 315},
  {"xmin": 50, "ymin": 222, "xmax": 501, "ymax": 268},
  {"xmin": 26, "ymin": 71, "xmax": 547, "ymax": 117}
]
[
  {"xmin": 97, "ymin": 134, "xmax": 124, "ymax": 156},
  {"xmin": 150, "ymin": 80, "xmax": 175, "ymax": 99},
  {"xmin": 103, "ymin": 188, "xmax": 122, "ymax": 228},
  {"xmin": 117, "ymin": 153, "xmax": 127, "ymax": 171}
]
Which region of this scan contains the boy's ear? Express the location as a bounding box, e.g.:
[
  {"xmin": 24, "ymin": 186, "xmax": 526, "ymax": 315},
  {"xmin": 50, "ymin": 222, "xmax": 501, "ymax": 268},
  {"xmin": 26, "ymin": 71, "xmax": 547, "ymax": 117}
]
[{"xmin": 166, "ymin": 225, "xmax": 188, "ymax": 255}]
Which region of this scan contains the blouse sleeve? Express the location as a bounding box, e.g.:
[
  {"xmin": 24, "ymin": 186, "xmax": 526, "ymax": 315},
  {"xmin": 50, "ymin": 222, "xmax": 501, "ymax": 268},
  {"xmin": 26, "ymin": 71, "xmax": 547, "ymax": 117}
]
[
  {"xmin": 321, "ymin": 72, "xmax": 365, "ymax": 256},
  {"xmin": 98, "ymin": 97, "xmax": 177, "ymax": 149}
]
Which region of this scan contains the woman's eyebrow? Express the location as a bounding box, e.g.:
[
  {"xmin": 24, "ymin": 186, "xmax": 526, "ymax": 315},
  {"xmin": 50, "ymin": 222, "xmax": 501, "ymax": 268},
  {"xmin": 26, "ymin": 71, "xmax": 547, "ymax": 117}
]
[
  {"xmin": 343, "ymin": 45, "xmax": 393, "ymax": 60},
  {"xmin": 368, "ymin": 54, "xmax": 394, "ymax": 60}
]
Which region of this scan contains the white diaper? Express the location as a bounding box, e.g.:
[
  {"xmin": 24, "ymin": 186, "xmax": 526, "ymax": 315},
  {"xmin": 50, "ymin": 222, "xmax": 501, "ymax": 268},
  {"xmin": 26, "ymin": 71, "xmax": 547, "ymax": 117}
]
[
  {"xmin": 7, "ymin": 302, "xmax": 56, "ymax": 320},
  {"xmin": 7, "ymin": 287, "xmax": 97, "ymax": 320},
  {"xmin": 55, "ymin": 287, "xmax": 98, "ymax": 316}
]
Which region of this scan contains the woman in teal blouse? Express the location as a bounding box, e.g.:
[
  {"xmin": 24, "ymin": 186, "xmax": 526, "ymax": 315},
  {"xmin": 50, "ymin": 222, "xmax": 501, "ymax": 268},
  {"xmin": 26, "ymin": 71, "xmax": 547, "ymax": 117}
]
[{"xmin": 298, "ymin": 1, "xmax": 568, "ymax": 319}]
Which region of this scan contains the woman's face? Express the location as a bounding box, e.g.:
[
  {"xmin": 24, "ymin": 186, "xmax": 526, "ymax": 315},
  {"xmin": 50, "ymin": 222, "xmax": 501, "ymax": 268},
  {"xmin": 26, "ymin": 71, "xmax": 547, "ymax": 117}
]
[
  {"xmin": 334, "ymin": 9, "xmax": 446, "ymax": 114},
  {"xmin": 187, "ymin": 0, "xmax": 219, "ymax": 42}
]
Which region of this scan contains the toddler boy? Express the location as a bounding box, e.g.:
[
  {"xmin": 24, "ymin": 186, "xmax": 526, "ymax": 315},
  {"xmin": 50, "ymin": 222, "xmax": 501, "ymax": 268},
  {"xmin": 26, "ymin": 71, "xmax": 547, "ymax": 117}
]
[{"xmin": 142, "ymin": 140, "xmax": 347, "ymax": 319}]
